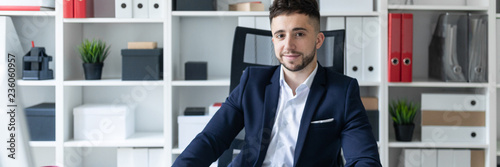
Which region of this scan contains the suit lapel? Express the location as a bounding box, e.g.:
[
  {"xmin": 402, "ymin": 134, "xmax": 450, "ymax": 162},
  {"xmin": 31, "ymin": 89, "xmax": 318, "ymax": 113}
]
[
  {"xmin": 293, "ymin": 66, "xmax": 327, "ymax": 166},
  {"xmin": 254, "ymin": 66, "xmax": 280, "ymax": 167}
]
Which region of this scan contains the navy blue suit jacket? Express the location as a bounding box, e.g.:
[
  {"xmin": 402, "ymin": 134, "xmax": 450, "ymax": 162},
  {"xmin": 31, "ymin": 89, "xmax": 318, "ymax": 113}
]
[{"xmin": 173, "ymin": 65, "xmax": 381, "ymax": 167}]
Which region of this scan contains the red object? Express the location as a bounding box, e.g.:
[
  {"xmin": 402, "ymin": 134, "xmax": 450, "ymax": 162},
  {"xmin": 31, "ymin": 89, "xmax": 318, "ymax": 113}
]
[
  {"xmin": 213, "ymin": 103, "xmax": 222, "ymax": 107},
  {"xmin": 74, "ymin": 0, "xmax": 93, "ymax": 18},
  {"xmin": 63, "ymin": 0, "xmax": 74, "ymax": 18},
  {"xmin": 401, "ymin": 13, "xmax": 413, "ymax": 82},
  {"xmin": 31, "ymin": 41, "xmax": 35, "ymax": 47},
  {"xmin": 0, "ymin": 6, "xmax": 42, "ymax": 11},
  {"xmin": 388, "ymin": 13, "xmax": 401, "ymax": 82}
]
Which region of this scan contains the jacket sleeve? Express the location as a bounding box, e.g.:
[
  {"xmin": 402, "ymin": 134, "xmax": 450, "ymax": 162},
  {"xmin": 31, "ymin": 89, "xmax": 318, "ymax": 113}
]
[
  {"xmin": 341, "ymin": 79, "xmax": 382, "ymax": 167},
  {"xmin": 172, "ymin": 69, "xmax": 250, "ymax": 167}
]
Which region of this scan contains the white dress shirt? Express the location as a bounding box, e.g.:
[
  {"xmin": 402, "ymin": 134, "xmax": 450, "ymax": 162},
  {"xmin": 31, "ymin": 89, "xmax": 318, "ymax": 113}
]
[{"xmin": 262, "ymin": 63, "xmax": 318, "ymax": 167}]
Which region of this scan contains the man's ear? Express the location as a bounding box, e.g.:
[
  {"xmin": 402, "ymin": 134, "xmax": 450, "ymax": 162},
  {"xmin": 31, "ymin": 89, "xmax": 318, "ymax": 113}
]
[{"xmin": 316, "ymin": 32, "xmax": 325, "ymax": 49}]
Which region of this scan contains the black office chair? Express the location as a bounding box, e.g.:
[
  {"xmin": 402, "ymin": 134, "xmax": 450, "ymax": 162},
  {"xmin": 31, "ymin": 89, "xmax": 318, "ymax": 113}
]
[{"xmin": 218, "ymin": 26, "xmax": 345, "ymax": 167}]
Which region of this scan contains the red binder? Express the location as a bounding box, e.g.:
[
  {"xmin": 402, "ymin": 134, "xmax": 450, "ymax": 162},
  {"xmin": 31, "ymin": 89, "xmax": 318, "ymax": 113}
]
[
  {"xmin": 74, "ymin": 0, "xmax": 93, "ymax": 18},
  {"xmin": 63, "ymin": 0, "xmax": 74, "ymax": 18},
  {"xmin": 388, "ymin": 13, "xmax": 401, "ymax": 82},
  {"xmin": 401, "ymin": 13, "xmax": 413, "ymax": 82}
]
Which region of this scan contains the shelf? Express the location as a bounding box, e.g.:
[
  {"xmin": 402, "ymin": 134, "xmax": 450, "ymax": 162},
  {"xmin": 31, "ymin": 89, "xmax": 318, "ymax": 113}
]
[
  {"xmin": 172, "ymin": 11, "xmax": 269, "ymax": 17},
  {"xmin": 497, "ymin": 14, "xmax": 500, "ymax": 18},
  {"xmin": 320, "ymin": 11, "xmax": 380, "ymax": 16},
  {"xmin": 29, "ymin": 141, "xmax": 56, "ymax": 147},
  {"xmin": 172, "ymin": 77, "xmax": 230, "ymax": 86},
  {"xmin": 358, "ymin": 81, "xmax": 381, "ymax": 87},
  {"xmin": 17, "ymin": 79, "xmax": 56, "ymax": 86},
  {"xmin": 0, "ymin": 11, "xmax": 55, "ymax": 16},
  {"xmin": 172, "ymin": 11, "xmax": 380, "ymax": 17},
  {"xmin": 63, "ymin": 18, "xmax": 164, "ymax": 23},
  {"xmin": 388, "ymin": 78, "xmax": 488, "ymax": 88},
  {"xmin": 388, "ymin": 5, "xmax": 488, "ymax": 11},
  {"xmin": 64, "ymin": 132, "xmax": 163, "ymax": 147},
  {"xmin": 63, "ymin": 79, "xmax": 164, "ymax": 86},
  {"xmin": 389, "ymin": 141, "xmax": 488, "ymax": 149}
]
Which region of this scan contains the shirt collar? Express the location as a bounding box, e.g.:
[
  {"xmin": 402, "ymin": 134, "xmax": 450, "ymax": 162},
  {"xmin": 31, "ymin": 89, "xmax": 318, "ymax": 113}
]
[{"xmin": 279, "ymin": 62, "xmax": 318, "ymax": 89}]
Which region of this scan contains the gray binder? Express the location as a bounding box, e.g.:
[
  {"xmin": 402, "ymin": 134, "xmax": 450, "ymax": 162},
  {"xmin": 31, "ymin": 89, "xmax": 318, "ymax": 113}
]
[
  {"xmin": 468, "ymin": 14, "xmax": 488, "ymax": 82},
  {"xmin": 428, "ymin": 13, "xmax": 488, "ymax": 82}
]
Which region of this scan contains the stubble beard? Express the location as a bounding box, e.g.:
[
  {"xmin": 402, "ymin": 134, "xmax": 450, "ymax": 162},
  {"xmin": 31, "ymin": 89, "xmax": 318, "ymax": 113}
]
[{"xmin": 279, "ymin": 46, "xmax": 316, "ymax": 72}]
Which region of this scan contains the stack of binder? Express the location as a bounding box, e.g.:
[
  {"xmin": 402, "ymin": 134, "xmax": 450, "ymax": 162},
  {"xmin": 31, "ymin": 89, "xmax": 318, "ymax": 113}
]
[
  {"xmin": 421, "ymin": 93, "xmax": 486, "ymax": 143},
  {"xmin": 388, "ymin": 13, "xmax": 413, "ymax": 82},
  {"xmin": 428, "ymin": 13, "xmax": 488, "ymax": 82},
  {"xmin": 340, "ymin": 17, "xmax": 380, "ymax": 82}
]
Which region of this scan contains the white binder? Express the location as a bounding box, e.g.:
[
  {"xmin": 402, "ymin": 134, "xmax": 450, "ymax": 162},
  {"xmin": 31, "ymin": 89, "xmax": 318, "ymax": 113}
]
[
  {"xmin": 362, "ymin": 17, "xmax": 380, "ymax": 82},
  {"xmin": 346, "ymin": 17, "xmax": 363, "ymax": 80},
  {"xmin": 148, "ymin": 0, "xmax": 163, "ymax": 18},
  {"xmin": 148, "ymin": 148, "xmax": 165, "ymax": 167},
  {"xmin": 437, "ymin": 149, "xmax": 453, "ymax": 167},
  {"xmin": 421, "ymin": 149, "xmax": 437, "ymax": 167},
  {"xmin": 422, "ymin": 126, "xmax": 485, "ymax": 143},
  {"xmin": 133, "ymin": 0, "xmax": 149, "ymax": 18},
  {"xmin": 453, "ymin": 149, "xmax": 471, "ymax": 167},
  {"xmin": 404, "ymin": 149, "xmax": 421, "ymax": 167},
  {"xmin": 326, "ymin": 17, "xmax": 345, "ymax": 30},
  {"xmin": 421, "ymin": 93, "xmax": 486, "ymax": 111},
  {"xmin": 115, "ymin": 0, "xmax": 133, "ymax": 18}
]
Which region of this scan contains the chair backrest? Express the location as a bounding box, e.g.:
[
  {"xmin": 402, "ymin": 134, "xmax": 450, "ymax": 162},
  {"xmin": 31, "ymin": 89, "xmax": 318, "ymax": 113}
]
[{"xmin": 229, "ymin": 26, "xmax": 345, "ymax": 92}]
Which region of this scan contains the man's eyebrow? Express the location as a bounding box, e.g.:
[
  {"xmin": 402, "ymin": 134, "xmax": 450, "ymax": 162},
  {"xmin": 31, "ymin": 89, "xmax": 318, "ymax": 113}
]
[
  {"xmin": 273, "ymin": 28, "xmax": 308, "ymax": 36},
  {"xmin": 292, "ymin": 27, "xmax": 308, "ymax": 32},
  {"xmin": 273, "ymin": 30, "xmax": 285, "ymax": 36}
]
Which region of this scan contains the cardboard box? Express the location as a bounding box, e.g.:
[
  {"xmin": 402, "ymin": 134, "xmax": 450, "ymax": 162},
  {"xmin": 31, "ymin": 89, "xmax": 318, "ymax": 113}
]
[
  {"xmin": 127, "ymin": 42, "xmax": 157, "ymax": 49},
  {"xmin": 229, "ymin": 2, "xmax": 265, "ymax": 11},
  {"xmin": 73, "ymin": 104, "xmax": 135, "ymax": 140}
]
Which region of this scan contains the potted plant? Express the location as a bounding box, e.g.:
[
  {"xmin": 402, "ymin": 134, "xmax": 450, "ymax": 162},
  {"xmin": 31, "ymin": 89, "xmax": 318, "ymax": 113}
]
[
  {"xmin": 76, "ymin": 38, "xmax": 111, "ymax": 80},
  {"xmin": 389, "ymin": 99, "xmax": 418, "ymax": 141}
]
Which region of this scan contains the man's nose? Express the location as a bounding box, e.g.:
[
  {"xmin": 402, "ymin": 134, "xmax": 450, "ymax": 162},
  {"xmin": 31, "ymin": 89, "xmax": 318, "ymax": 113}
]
[{"xmin": 283, "ymin": 36, "xmax": 296, "ymax": 50}]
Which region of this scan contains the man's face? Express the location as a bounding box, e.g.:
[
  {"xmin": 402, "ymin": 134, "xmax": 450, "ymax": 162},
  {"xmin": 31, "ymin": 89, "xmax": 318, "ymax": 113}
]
[{"xmin": 271, "ymin": 13, "xmax": 324, "ymax": 72}]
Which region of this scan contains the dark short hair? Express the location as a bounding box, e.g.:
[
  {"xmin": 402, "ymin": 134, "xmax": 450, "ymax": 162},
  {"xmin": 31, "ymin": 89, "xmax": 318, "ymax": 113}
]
[{"xmin": 269, "ymin": 0, "xmax": 320, "ymax": 31}]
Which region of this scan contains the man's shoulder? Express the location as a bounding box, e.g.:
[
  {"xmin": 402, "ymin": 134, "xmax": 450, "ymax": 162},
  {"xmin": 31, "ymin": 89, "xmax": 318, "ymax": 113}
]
[{"xmin": 245, "ymin": 65, "xmax": 279, "ymax": 77}]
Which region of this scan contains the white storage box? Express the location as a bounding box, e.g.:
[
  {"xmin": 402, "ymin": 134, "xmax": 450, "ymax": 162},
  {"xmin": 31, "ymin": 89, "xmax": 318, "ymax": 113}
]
[
  {"xmin": 73, "ymin": 104, "xmax": 135, "ymax": 140},
  {"xmin": 320, "ymin": 0, "xmax": 373, "ymax": 12},
  {"xmin": 178, "ymin": 115, "xmax": 211, "ymax": 149}
]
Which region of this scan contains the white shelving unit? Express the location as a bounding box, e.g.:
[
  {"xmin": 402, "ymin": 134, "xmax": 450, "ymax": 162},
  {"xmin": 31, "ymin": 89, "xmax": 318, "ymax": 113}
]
[{"xmin": 1, "ymin": 0, "xmax": 498, "ymax": 166}]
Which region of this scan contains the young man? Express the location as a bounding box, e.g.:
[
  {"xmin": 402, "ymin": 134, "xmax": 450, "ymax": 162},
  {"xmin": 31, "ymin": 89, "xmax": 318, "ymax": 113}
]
[{"xmin": 173, "ymin": 0, "xmax": 381, "ymax": 166}]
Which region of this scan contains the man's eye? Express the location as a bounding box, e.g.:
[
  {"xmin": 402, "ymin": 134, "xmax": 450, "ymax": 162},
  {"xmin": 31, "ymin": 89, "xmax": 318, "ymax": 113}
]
[
  {"xmin": 296, "ymin": 33, "xmax": 304, "ymax": 37},
  {"xmin": 276, "ymin": 34, "xmax": 284, "ymax": 38}
]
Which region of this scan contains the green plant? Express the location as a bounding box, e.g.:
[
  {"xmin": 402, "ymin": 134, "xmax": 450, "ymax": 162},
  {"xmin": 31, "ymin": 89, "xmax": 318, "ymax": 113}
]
[
  {"xmin": 389, "ymin": 99, "xmax": 418, "ymax": 125},
  {"xmin": 77, "ymin": 38, "xmax": 110, "ymax": 63}
]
